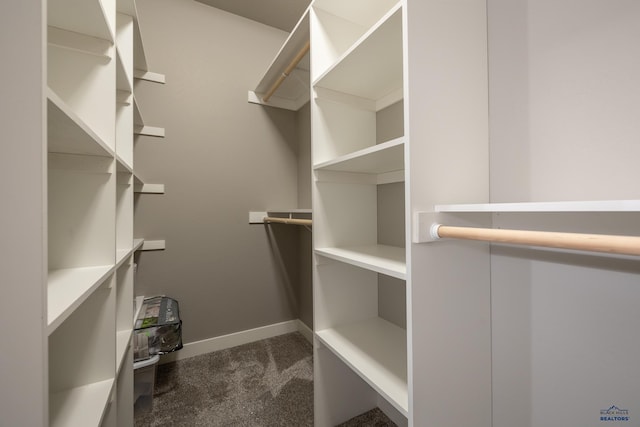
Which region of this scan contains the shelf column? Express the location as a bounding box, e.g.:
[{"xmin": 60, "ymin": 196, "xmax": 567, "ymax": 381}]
[
  {"xmin": 405, "ymin": 0, "xmax": 491, "ymax": 426},
  {"xmin": 0, "ymin": 1, "xmax": 47, "ymax": 426}
]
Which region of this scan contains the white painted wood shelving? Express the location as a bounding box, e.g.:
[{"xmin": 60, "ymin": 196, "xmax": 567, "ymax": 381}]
[
  {"xmin": 32, "ymin": 0, "xmax": 164, "ymax": 425},
  {"xmin": 310, "ymin": 1, "xmax": 409, "ymax": 425}
]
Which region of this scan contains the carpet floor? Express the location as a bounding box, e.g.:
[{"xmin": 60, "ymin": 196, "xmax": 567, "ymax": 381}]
[{"xmin": 135, "ymin": 332, "xmax": 396, "ymax": 426}]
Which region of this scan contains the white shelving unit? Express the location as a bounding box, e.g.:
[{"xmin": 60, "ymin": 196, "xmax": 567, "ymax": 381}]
[
  {"xmin": 46, "ymin": 1, "xmax": 120, "ymax": 421},
  {"xmin": 312, "ymin": 1, "xmax": 639, "ymax": 426},
  {"xmin": 311, "ymin": 0, "xmax": 408, "ymax": 425},
  {"xmin": 0, "ymin": 0, "xmax": 161, "ymax": 425},
  {"xmin": 5, "ymin": 1, "xmax": 638, "ymax": 427}
]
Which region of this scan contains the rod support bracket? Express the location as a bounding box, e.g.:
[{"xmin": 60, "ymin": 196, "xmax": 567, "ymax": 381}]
[
  {"xmin": 413, "ymin": 211, "xmax": 441, "ymax": 243},
  {"xmin": 430, "ymin": 223, "xmax": 442, "ymax": 241}
]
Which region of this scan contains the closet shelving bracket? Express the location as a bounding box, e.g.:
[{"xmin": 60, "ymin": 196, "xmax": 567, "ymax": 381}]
[{"xmin": 139, "ymin": 240, "xmax": 166, "ymax": 251}]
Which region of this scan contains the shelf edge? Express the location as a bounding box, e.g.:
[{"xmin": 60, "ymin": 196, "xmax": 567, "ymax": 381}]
[
  {"xmin": 315, "ymin": 245, "xmax": 406, "ymax": 280},
  {"xmin": 49, "ymin": 378, "xmax": 115, "ymax": 427},
  {"xmin": 435, "ymin": 199, "xmax": 640, "ymax": 213},
  {"xmin": 47, "ymin": 265, "xmax": 116, "ymax": 335},
  {"xmin": 315, "ymin": 317, "xmax": 408, "ymax": 416}
]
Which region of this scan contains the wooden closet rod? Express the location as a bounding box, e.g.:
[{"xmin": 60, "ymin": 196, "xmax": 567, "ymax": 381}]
[
  {"xmin": 431, "ymin": 224, "xmax": 640, "ymax": 256},
  {"xmin": 262, "ymin": 40, "xmax": 310, "ymax": 103},
  {"xmin": 264, "ymin": 216, "xmax": 312, "ymax": 226}
]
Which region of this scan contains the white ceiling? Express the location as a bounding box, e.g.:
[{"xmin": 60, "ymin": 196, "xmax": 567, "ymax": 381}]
[{"xmin": 195, "ymin": 0, "xmax": 311, "ymax": 32}]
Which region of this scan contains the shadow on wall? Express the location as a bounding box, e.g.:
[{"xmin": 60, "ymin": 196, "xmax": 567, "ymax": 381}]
[
  {"xmin": 263, "ymin": 106, "xmax": 299, "ymax": 155},
  {"xmin": 264, "ymin": 223, "xmax": 312, "ymax": 327}
]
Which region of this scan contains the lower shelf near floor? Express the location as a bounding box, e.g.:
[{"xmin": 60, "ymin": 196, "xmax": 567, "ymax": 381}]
[
  {"xmin": 49, "ymin": 378, "xmax": 115, "ymax": 427},
  {"xmin": 315, "ymin": 316, "xmax": 408, "ymax": 416}
]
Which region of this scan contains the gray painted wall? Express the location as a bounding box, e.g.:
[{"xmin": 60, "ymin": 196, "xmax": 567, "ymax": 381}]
[
  {"xmin": 134, "ymin": 0, "xmax": 309, "ymax": 343},
  {"xmin": 377, "ymin": 101, "xmax": 406, "ymax": 329},
  {"xmin": 296, "ymin": 102, "xmax": 313, "ymax": 329}
]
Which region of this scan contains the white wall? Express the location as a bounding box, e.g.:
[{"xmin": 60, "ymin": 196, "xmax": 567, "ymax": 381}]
[
  {"xmin": 489, "ymin": 1, "xmax": 640, "ymax": 426},
  {"xmin": 134, "ymin": 0, "xmax": 307, "ymax": 343}
]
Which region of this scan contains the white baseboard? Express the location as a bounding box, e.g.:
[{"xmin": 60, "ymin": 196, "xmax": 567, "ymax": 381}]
[{"xmin": 160, "ymin": 319, "xmax": 313, "ymax": 364}]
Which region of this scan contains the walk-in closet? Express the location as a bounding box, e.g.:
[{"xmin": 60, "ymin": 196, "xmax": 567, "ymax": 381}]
[{"xmin": 2, "ymin": 0, "xmax": 638, "ymax": 426}]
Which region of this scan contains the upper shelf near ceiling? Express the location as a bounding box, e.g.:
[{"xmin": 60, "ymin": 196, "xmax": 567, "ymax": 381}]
[
  {"xmin": 117, "ymin": 0, "xmax": 165, "ymax": 83},
  {"xmin": 248, "ymin": 7, "xmax": 310, "ymax": 111}
]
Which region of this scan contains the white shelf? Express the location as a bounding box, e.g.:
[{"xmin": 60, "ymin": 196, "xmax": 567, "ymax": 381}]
[
  {"xmin": 140, "ymin": 240, "xmax": 166, "ymax": 251},
  {"xmin": 133, "ymin": 238, "xmax": 145, "ymax": 251},
  {"xmin": 134, "ymin": 183, "xmax": 165, "ymax": 194},
  {"xmin": 50, "ymin": 378, "xmax": 114, "ymax": 427},
  {"xmin": 48, "ymin": 26, "xmax": 112, "ymax": 58},
  {"xmin": 266, "ymin": 208, "xmax": 312, "ymax": 214},
  {"xmin": 116, "ymin": 329, "xmax": 132, "ymax": 372},
  {"xmin": 116, "ymin": 155, "xmax": 133, "ymax": 173},
  {"xmin": 316, "ymin": 317, "xmax": 408, "ymax": 416},
  {"xmin": 249, "ymin": 7, "xmax": 310, "ymax": 111},
  {"xmin": 435, "ymin": 200, "xmax": 640, "ymax": 213},
  {"xmin": 48, "ymin": 0, "xmax": 115, "ymax": 42},
  {"xmin": 47, "ymin": 89, "xmax": 115, "ymax": 157},
  {"xmin": 313, "ymin": 4, "xmax": 403, "ymax": 106},
  {"xmin": 314, "ymin": 137, "xmax": 404, "ymax": 174},
  {"xmin": 134, "ymin": 125, "xmax": 165, "ymax": 138},
  {"xmin": 134, "ymin": 69, "xmax": 166, "ymax": 83},
  {"xmin": 47, "ymin": 265, "xmax": 115, "ymax": 334},
  {"xmin": 115, "ymin": 248, "xmax": 133, "ymax": 268},
  {"xmin": 315, "ymin": 244, "xmax": 406, "ymax": 280}
]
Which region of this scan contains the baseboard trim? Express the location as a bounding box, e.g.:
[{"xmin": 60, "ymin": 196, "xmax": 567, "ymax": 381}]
[{"xmin": 160, "ymin": 319, "xmax": 313, "ymax": 364}]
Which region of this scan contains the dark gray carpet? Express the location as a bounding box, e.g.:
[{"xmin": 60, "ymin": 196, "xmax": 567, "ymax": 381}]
[
  {"xmin": 337, "ymin": 408, "xmax": 397, "ymax": 427},
  {"xmin": 135, "ymin": 332, "xmax": 396, "ymax": 426}
]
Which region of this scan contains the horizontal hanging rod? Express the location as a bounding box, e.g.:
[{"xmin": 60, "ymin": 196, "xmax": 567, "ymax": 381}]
[
  {"xmin": 431, "ymin": 224, "xmax": 640, "ymax": 256},
  {"xmin": 264, "ymin": 216, "xmax": 312, "ymax": 227},
  {"xmin": 262, "ymin": 40, "xmax": 310, "ymax": 103}
]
